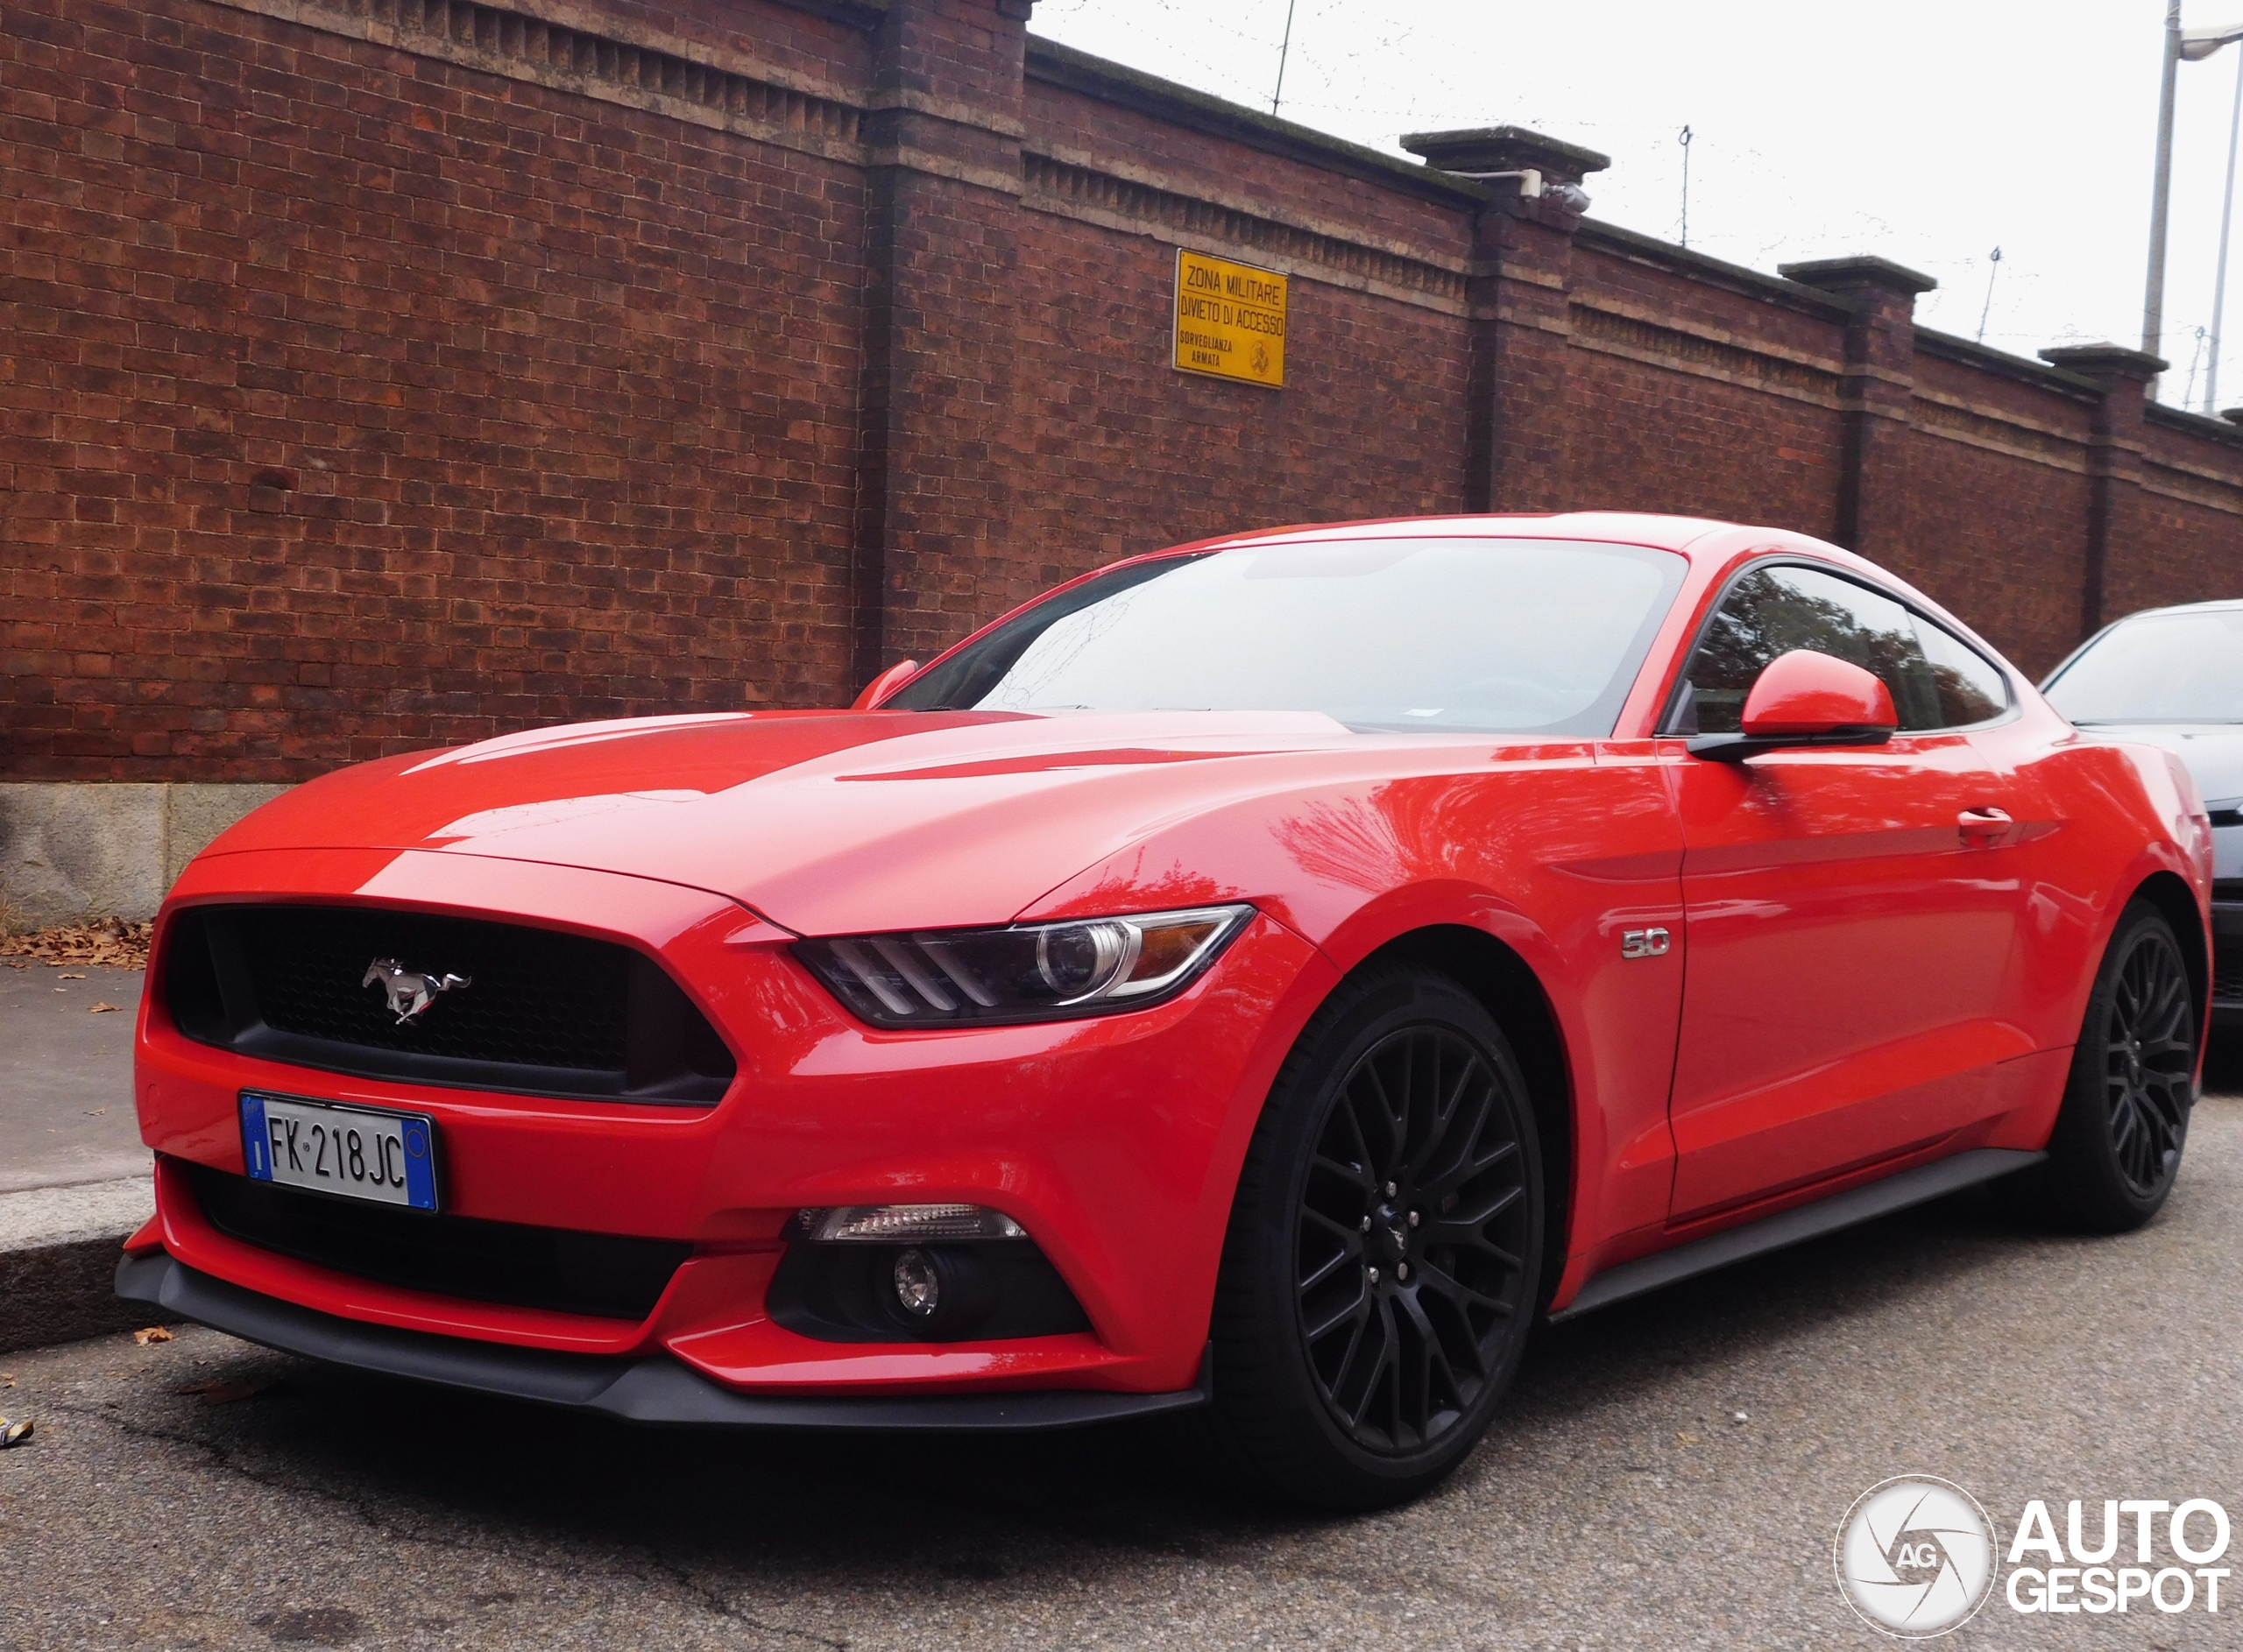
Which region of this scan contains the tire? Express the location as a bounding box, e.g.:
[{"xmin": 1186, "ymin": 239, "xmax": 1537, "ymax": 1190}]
[
  {"xmin": 2033, "ymin": 898, "xmax": 2197, "ymax": 1233},
  {"xmin": 1205, "ymin": 964, "xmax": 1546, "ymax": 1510}
]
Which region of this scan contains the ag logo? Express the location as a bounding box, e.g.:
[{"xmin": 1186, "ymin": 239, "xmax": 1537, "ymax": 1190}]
[{"xmin": 1835, "ymin": 1476, "xmax": 1998, "ymax": 1637}]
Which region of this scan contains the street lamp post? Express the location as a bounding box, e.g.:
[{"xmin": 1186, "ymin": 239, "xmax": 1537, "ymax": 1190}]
[
  {"xmin": 2143, "ymin": 9, "xmax": 2243, "ymax": 399},
  {"xmin": 2145, "ymin": 1, "xmax": 2183, "ymax": 371},
  {"xmin": 2209, "ymin": 46, "xmax": 2243, "ymax": 410}
]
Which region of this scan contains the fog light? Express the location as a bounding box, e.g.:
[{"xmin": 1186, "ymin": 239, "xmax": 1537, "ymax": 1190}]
[
  {"xmin": 893, "ymin": 1248, "xmax": 940, "ymax": 1317},
  {"xmin": 799, "ymin": 1204, "xmax": 1026, "ymax": 1242}
]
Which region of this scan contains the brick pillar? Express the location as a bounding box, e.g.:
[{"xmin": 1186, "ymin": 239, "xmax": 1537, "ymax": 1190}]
[
  {"xmin": 852, "ymin": 0, "xmax": 1034, "ymax": 689},
  {"xmin": 1778, "ymin": 257, "xmax": 1935, "ymax": 562},
  {"xmin": 1402, "ymin": 127, "xmax": 1608, "ymax": 512},
  {"xmin": 2039, "ymin": 343, "xmax": 2165, "ymax": 640}
]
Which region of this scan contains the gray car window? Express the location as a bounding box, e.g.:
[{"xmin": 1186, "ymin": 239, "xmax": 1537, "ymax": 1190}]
[
  {"xmin": 2044, "ymin": 608, "xmax": 2243, "ymax": 724},
  {"xmin": 1675, "ymin": 564, "xmax": 2007, "ymax": 735}
]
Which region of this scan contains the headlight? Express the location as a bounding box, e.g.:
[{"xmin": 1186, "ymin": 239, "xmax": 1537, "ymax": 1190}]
[{"xmin": 795, "ymin": 904, "xmax": 1255, "ymax": 1027}]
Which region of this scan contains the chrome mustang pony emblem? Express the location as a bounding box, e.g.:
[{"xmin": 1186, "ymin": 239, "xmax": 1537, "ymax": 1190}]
[{"xmin": 363, "ymin": 959, "xmax": 471, "ymax": 1025}]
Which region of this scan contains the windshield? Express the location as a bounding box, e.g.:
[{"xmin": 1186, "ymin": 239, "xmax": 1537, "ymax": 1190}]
[
  {"xmin": 2043, "ymin": 608, "xmax": 2243, "ymax": 724},
  {"xmin": 886, "ymin": 537, "xmax": 1688, "ymax": 736}
]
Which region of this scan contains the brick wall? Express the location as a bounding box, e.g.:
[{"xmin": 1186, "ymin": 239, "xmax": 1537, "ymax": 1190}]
[{"xmin": 5, "ymin": 0, "xmax": 2242, "ymax": 783}]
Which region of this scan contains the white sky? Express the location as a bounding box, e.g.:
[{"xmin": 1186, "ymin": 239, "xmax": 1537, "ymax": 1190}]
[{"xmin": 1032, "ymin": 1, "xmax": 2243, "ymax": 413}]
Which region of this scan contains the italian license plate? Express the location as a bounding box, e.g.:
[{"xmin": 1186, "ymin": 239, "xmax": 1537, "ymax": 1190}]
[{"xmin": 240, "ymin": 1091, "xmax": 438, "ymax": 1211}]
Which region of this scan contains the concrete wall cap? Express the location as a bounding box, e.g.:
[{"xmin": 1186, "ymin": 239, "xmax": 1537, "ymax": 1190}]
[
  {"xmin": 1777, "ymin": 256, "xmax": 1938, "ymax": 298},
  {"xmin": 1400, "ymin": 125, "xmax": 1611, "ymax": 183},
  {"xmin": 2038, "ymin": 342, "xmax": 2169, "ymax": 382},
  {"xmin": 2144, "ymin": 399, "xmax": 2243, "ymax": 448}
]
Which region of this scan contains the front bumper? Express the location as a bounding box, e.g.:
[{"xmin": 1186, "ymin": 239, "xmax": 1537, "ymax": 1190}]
[
  {"xmin": 2213, "ymin": 898, "xmax": 2243, "ymax": 1030},
  {"xmin": 135, "ymin": 848, "xmax": 1334, "ymax": 1397},
  {"xmin": 117, "ymin": 1252, "xmax": 1209, "ymax": 1429}
]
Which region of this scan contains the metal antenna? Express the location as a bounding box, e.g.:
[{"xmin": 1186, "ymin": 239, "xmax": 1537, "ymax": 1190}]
[
  {"xmin": 1271, "ymin": 0, "xmax": 1298, "ymax": 116},
  {"xmin": 2184, "ymin": 324, "xmax": 2209, "ymax": 408},
  {"xmin": 1976, "ymin": 247, "xmax": 2003, "ymax": 344},
  {"xmin": 1678, "ymin": 125, "xmax": 1693, "ymax": 249}
]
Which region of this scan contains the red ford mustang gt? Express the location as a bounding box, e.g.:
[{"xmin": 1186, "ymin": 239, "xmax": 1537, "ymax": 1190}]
[{"xmin": 121, "ymin": 512, "xmax": 2209, "ymax": 1507}]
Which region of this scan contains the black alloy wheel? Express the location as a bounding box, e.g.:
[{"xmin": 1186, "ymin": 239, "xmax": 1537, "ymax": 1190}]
[
  {"xmin": 1206, "ymin": 965, "xmax": 1545, "ymax": 1509},
  {"xmin": 2101, "ymin": 919, "xmax": 2195, "ymax": 1197},
  {"xmin": 1295, "ymin": 1025, "xmax": 1536, "ymax": 1453},
  {"xmin": 2030, "ymin": 898, "xmax": 2197, "ymax": 1232}
]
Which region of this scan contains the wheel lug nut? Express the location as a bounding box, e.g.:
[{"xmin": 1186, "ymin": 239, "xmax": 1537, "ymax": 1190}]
[
  {"xmin": 1367, "ymin": 1267, "xmax": 1380, "ymax": 1284},
  {"xmin": 1408, "ymin": 1211, "xmax": 1419, "ymax": 1227},
  {"xmin": 1384, "ymin": 1182, "xmax": 1398, "ymax": 1197},
  {"xmin": 1359, "ymin": 1215, "xmax": 1371, "ymax": 1232},
  {"xmin": 1397, "ymin": 1262, "xmax": 1409, "ymax": 1281}
]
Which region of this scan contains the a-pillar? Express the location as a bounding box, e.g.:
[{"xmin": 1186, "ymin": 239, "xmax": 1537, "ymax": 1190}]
[
  {"xmin": 1401, "ymin": 126, "xmax": 1608, "ymax": 513},
  {"xmin": 2039, "ymin": 343, "xmax": 2165, "ymax": 640},
  {"xmin": 1778, "ymin": 257, "xmax": 1935, "ymax": 566},
  {"xmin": 852, "ymin": 0, "xmax": 1034, "ymax": 689}
]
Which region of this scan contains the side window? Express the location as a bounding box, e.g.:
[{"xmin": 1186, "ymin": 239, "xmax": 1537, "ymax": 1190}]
[
  {"xmin": 1914, "ymin": 615, "xmax": 2010, "ymax": 727},
  {"xmin": 1674, "ymin": 564, "xmax": 1949, "ymax": 733}
]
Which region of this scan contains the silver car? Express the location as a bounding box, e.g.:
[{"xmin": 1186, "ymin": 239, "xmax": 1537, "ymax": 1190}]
[{"xmin": 2042, "ymin": 599, "xmax": 2243, "ymax": 1029}]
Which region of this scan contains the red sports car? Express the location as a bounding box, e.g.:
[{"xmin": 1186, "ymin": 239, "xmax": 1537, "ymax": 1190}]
[{"xmin": 121, "ymin": 512, "xmax": 2209, "ymax": 1507}]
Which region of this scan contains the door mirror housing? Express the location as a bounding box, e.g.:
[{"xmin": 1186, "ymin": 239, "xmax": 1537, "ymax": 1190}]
[
  {"xmin": 1688, "ymin": 650, "xmax": 1897, "ymax": 761},
  {"xmin": 852, "ymin": 658, "xmax": 920, "ymax": 710}
]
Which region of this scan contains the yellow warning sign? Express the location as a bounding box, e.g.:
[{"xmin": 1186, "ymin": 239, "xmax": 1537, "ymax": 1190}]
[{"xmin": 1172, "ymin": 249, "xmax": 1286, "ymax": 389}]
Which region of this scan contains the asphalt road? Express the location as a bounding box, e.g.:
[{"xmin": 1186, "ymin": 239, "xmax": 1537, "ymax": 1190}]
[{"xmin": 7, "ymin": 1091, "xmax": 2241, "ymax": 1650}]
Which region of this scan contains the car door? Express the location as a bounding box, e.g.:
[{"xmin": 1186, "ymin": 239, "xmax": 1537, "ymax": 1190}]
[{"xmin": 1662, "ymin": 561, "xmax": 2034, "ymax": 1220}]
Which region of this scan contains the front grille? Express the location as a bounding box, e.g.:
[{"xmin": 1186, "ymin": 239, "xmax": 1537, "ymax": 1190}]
[
  {"xmin": 187, "ymin": 1161, "xmax": 690, "ymax": 1322},
  {"xmin": 2217, "ymin": 934, "xmax": 2243, "ymax": 1004},
  {"xmin": 165, "ymin": 904, "xmax": 735, "ymax": 1103}
]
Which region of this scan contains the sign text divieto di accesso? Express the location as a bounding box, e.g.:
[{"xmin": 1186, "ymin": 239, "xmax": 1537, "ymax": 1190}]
[{"xmin": 1172, "ymin": 249, "xmax": 1286, "ymax": 388}]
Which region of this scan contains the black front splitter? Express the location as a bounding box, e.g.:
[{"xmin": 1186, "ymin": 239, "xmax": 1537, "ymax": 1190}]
[{"xmin": 115, "ymin": 1251, "xmax": 1207, "ymax": 1431}]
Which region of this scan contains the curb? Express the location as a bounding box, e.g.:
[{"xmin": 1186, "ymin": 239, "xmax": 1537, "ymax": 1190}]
[{"xmin": 0, "ymin": 1176, "xmax": 159, "ymax": 1353}]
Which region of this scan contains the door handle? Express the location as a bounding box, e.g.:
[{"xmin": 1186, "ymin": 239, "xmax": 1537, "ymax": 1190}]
[{"xmin": 1957, "ymin": 806, "xmax": 2013, "ymax": 846}]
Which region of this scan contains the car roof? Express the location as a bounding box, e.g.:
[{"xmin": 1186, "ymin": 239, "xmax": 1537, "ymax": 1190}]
[
  {"xmin": 1190, "ymin": 512, "xmax": 1743, "ymax": 558},
  {"xmin": 2097, "ymin": 597, "xmax": 2243, "ymax": 624}
]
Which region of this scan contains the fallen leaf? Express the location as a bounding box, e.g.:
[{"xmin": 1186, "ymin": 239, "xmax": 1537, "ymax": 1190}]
[
  {"xmin": 57, "ymin": 971, "xmax": 86, "ymax": 979},
  {"xmin": 0, "ymin": 1418, "xmax": 32, "ymax": 1447},
  {"xmin": 83, "ymin": 1107, "xmax": 105, "ymax": 1117},
  {"xmin": 133, "ymin": 1326, "xmax": 174, "ymax": 1346},
  {"xmin": 1674, "ymin": 1430, "xmax": 1701, "ymax": 1445},
  {"xmin": 0, "ymin": 921, "xmax": 152, "ymax": 969},
  {"xmin": 88, "ymin": 1002, "xmax": 122, "ymax": 1013}
]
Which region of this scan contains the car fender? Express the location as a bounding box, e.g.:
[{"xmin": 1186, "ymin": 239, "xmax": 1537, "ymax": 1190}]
[{"xmin": 1031, "ymin": 828, "xmax": 1661, "ymax": 1299}]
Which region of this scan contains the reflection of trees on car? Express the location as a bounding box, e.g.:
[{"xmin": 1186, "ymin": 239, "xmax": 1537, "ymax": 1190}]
[{"xmin": 1685, "ymin": 568, "xmax": 2004, "ymax": 734}]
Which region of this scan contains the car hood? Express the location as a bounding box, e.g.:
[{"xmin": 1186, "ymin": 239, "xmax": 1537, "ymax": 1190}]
[
  {"xmin": 2078, "ymin": 724, "xmax": 2243, "ymax": 879},
  {"xmin": 202, "ymin": 709, "xmax": 1407, "ymax": 934},
  {"xmin": 2087, "ymin": 724, "xmax": 2243, "ymax": 805}
]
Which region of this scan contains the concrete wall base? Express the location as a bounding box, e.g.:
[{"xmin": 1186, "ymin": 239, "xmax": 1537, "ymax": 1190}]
[{"xmin": 0, "ymin": 784, "xmax": 291, "ymax": 926}]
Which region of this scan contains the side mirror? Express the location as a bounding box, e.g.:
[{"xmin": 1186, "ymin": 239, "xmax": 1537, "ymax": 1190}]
[
  {"xmin": 851, "ymin": 658, "xmax": 920, "ymax": 711},
  {"xmin": 1688, "ymin": 650, "xmax": 1896, "ymax": 762}
]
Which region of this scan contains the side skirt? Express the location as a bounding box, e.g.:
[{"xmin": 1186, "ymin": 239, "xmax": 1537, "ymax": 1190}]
[{"xmin": 1547, "ymin": 1147, "xmax": 2046, "ymax": 1323}]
